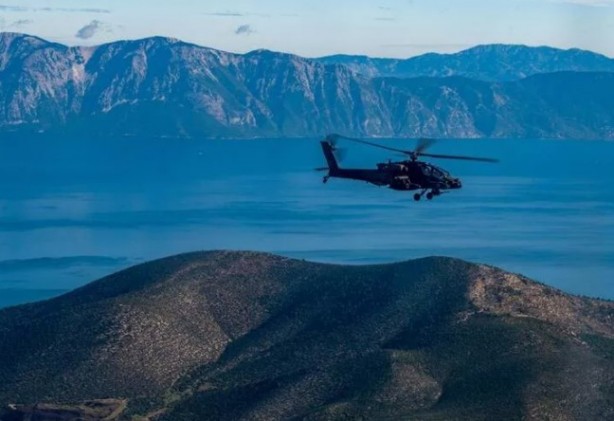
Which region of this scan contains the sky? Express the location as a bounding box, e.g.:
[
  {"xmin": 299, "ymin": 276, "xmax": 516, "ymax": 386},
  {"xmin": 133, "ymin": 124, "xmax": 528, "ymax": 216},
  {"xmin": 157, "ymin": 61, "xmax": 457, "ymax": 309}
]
[{"xmin": 0, "ymin": 0, "xmax": 613, "ymax": 58}]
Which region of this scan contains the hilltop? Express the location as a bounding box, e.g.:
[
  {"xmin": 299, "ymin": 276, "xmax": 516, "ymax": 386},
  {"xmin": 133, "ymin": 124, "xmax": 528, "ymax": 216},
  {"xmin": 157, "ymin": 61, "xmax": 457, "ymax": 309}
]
[{"xmin": 0, "ymin": 251, "xmax": 613, "ymax": 420}]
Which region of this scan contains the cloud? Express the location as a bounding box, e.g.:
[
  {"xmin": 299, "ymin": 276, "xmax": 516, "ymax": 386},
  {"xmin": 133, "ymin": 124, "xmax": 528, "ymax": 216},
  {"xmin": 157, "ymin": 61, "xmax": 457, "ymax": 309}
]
[
  {"xmin": 0, "ymin": 4, "xmax": 27, "ymax": 12},
  {"xmin": 12, "ymin": 19, "xmax": 32, "ymax": 25},
  {"xmin": 75, "ymin": 20, "xmax": 105, "ymax": 39},
  {"xmin": 39, "ymin": 7, "xmax": 110, "ymax": 13},
  {"xmin": 235, "ymin": 24, "xmax": 255, "ymax": 36},
  {"xmin": 10, "ymin": 19, "xmax": 33, "ymax": 28},
  {"xmin": 205, "ymin": 12, "xmax": 245, "ymax": 17},
  {"xmin": 205, "ymin": 10, "xmax": 270, "ymax": 18},
  {"xmin": 0, "ymin": 5, "xmax": 110, "ymax": 13}
]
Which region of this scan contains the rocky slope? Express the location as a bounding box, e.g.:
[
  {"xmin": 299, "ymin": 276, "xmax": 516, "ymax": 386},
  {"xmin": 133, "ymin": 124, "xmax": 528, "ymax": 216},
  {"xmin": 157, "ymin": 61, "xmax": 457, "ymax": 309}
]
[
  {"xmin": 1, "ymin": 33, "xmax": 613, "ymax": 139},
  {"xmin": 0, "ymin": 251, "xmax": 612, "ymax": 420}
]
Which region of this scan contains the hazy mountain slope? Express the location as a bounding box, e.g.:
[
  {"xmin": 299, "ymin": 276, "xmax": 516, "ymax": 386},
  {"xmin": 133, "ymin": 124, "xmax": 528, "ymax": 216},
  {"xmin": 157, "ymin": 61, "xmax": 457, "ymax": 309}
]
[
  {"xmin": 1, "ymin": 33, "xmax": 613, "ymax": 139},
  {"xmin": 0, "ymin": 33, "xmax": 79, "ymax": 128},
  {"xmin": 373, "ymin": 72, "xmax": 614, "ymax": 138},
  {"xmin": 236, "ymin": 49, "xmax": 376, "ymax": 136},
  {"xmin": 0, "ymin": 251, "xmax": 613, "ymax": 420},
  {"xmin": 317, "ymin": 44, "xmax": 614, "ymax": 81}
]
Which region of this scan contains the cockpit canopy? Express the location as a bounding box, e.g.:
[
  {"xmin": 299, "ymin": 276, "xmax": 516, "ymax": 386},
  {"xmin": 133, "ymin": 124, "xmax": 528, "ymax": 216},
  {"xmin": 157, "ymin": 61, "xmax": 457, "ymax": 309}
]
[{"xmin": 418, "ymin": 162, "xmax": 450, "ymax": 179}]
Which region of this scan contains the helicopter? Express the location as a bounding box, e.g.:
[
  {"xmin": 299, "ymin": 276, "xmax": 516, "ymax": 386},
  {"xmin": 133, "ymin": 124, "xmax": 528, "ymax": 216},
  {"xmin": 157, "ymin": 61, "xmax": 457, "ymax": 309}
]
[{"xmin": 317, "ymin": 134, "xmax": 499, "ymax": 201}]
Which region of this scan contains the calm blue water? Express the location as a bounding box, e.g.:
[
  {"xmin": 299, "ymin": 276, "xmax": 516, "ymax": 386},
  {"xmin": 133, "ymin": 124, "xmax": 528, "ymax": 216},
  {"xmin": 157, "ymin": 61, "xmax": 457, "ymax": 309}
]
[{"xmin": 0, "ymin": 137, "xmax": 613, "ymax": 308}]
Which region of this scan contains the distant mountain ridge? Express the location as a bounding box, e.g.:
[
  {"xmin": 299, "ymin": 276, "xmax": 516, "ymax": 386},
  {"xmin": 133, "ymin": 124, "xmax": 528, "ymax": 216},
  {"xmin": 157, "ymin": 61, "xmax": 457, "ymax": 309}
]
[
  {"xmin": 1, "ymin": 33, "xmax": 613, "ymax": 139},
  {"xmin": 316, "ymin": 44, "xmax": 614, "ymax": 81},
  {"xmin": 0, "ymin": 251, "xmax": 613, "ymax": 420}
]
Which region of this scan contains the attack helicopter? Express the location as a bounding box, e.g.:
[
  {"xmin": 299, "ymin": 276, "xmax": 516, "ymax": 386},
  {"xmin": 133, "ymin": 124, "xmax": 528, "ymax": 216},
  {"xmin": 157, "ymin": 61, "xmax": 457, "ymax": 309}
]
[{"xmin": 317, "ymin": 134, "xmax": 498, "ymax": 201}]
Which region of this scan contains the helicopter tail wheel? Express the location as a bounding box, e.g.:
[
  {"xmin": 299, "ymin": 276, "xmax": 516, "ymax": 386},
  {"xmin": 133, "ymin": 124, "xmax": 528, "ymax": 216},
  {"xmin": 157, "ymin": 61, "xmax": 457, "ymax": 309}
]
[
  {"xmin": 413, "ymin": 193, "xmax": 421, "ymax": 201},
  {"xmin": 426, "ymin": 192, "xmax": 434, "ymax": 200}
]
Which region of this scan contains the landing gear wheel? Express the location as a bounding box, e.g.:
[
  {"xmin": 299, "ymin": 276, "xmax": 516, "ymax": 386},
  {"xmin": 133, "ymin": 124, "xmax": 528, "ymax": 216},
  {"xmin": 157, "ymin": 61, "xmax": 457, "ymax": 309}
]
[
  {"xmin": 413, "ymin": 193, "xmax": 421, "ymax": 201},
  {"xmin": 426, "ymin": 192, "xmax": 434, "ymax": 200},
  {"xmin": 322, "ymin": 176, "xmax": 329, "ymax": 184}
]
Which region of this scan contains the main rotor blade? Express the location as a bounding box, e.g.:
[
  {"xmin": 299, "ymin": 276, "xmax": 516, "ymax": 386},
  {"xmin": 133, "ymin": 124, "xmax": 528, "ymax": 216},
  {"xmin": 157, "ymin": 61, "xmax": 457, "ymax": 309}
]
[
  {"xmin": 415, "ymin": 138, "xmax": 436, "ymax": 155},
  {"xmin": 325, "ymin": 134, "xmax": 498, "ymax": 163},
  {"xmin": 331, "ymin": 134, "xmax": 413, "ymax": 156},
  {"xmin": 419, "ymin": 152, "xmax": 499, "ymax": 163}
]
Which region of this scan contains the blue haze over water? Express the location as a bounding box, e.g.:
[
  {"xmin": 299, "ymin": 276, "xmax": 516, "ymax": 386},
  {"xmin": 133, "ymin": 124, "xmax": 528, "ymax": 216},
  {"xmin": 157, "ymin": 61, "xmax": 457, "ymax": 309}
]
[{"xmin": 0, "ymin": 137, "xmax": 613, "ymax": 308}]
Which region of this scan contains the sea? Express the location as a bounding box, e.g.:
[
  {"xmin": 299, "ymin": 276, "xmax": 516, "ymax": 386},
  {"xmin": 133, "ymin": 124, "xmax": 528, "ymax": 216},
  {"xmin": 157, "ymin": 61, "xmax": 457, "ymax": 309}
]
[{"xmin": 0, "ymin": 136, "xmax": 613, "ymax": 308}]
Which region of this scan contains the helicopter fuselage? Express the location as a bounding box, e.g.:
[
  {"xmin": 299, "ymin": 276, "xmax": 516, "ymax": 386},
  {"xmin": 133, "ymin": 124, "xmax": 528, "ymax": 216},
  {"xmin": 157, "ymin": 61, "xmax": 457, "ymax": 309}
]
[{"xmin": 320, "ymin": 140, "xmax": 461, "ymax": 200}]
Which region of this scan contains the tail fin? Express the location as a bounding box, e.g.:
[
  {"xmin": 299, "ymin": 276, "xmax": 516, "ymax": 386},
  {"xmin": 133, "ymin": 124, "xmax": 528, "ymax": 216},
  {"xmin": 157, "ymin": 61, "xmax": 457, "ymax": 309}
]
[{"xmin": 320, "ymin": 140, "xmax": 340, "ymax": 173}]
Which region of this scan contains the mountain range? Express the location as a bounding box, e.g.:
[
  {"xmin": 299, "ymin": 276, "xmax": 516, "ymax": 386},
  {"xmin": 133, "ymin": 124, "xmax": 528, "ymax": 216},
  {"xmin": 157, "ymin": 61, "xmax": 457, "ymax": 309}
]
[
  {"xmin": 315, "ymin": 44, "xmax": 614, "ymax": 81},
  {"xmin": 1, "ymin": 251, "xmax": 613, "ymax": 420},
  {"xmin": 1, "ymin": 32, "xmax": 613, "ymax": 139}
]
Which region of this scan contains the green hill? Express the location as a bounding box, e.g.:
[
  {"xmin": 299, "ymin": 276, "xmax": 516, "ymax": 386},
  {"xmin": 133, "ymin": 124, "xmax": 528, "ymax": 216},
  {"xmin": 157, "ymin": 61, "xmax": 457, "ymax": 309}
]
[{"xmin": 1, "ymin": 251, "xmax": 612, "ymax": 420}]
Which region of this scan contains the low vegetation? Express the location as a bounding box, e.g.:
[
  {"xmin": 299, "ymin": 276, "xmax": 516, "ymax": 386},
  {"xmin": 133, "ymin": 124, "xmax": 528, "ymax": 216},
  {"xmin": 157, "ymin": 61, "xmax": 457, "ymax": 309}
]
[{"xmin": 0, "ymin": 251, "xmax": 612, "ymax": 420}]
